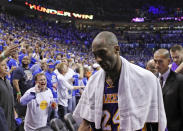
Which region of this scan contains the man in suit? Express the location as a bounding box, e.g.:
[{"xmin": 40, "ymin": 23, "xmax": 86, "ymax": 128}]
[{"xmin": 154, "ymin": 48, "xmax": 183, "ymax": 131}]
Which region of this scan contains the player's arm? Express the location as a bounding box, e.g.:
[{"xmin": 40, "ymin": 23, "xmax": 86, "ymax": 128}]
[{"xmin": 78, "ymin": 119, "xmax": 91, "ymax": 131}]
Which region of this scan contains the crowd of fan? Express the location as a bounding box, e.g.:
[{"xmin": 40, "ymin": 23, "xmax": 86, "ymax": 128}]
[
  {"xmin": 1, "ymin": 12, "xmax": 183, "ymax": 130},
  {"xmin": 0, "ymin": 12, "xmax": 103, "ymax": 131}
]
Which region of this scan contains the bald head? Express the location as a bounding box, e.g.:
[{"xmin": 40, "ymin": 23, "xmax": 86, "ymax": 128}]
[
  {"xmin": 146, "ymin": 59, "xmax": 155, "ymax": 69},
  {"xmin": 91, "ymin": 31, "xmax": 121, "ymax": 72},
  {"xmin": 146, "ymin": 59, "xmax": 157, "ymax": 74},
  {"xmin": 92, "ymin": 31, "xmax": 118, "ymax": 47}
]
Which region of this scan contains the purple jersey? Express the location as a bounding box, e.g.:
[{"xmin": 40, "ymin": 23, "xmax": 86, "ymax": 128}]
[
  {"xmin": 101, "ymin": 79, "xmax": 119, "ymax": 131},
  {"xmin": 90, "ymin": 78, "xmax": 119, "ymax": 131},
  {"xmin": 171, "ymin": 62, "xmax": 178, "ymax": 71},
  {"xmin": 90, "ymin": 78, "xmax": 145, "ymax": 131}
]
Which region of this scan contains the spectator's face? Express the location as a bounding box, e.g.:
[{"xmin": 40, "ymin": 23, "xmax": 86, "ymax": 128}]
[
  {"xmin": 62, "ymin": 59, "xmax": 68, "ymax": 65},
  {"xmin": 170, "ymin": 50, "xmax": 183, "ymax": 66},
  {"xmin": 35, "ymin": 47, "xmax": 39, "ymax": 53},
  {"xmin": 47, "ymin": 62, "xmax": 54, "ymax": 72},
  {"xmin": 21, "ymin": 48, "xmax": 26, "ymax": 54},
  {"xmin": 0, "ymin": 59, "xmax": 8, "ymax": 76},
  {"xmin": 41, "ymin": 61, "xmax": 47, "ymax": 71},
  {"xmin": 92, "ymin": 40, "xmax": 118, "ymax": 72},
  {"xmin": 154, "ymin": 54, "xmax": 170, "ymax": 74},
  {"xmin": 56, "ymin": 55, "xmax": 61, "ymax": 61},
  {"xmin": 28, "ymin": 47, "xmax": 33, "ymax": 54},
  {"xmin": 22, "ymin": 56, "xmax": 30, "ymax": 65},
  {"xmin": 60, "ymin": 64, "xmax": 68, "ymax": 74},
  {"xmin": 12, "ymin": 52, "xmax": 18, "ymax": 60},
  {"xmin": 36, "ymin": 75, "xmax": 47, "ymax": 91}
]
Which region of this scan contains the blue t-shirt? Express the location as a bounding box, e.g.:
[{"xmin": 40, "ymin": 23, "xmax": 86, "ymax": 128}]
[
  {"xmin": 92, "ymin": 70, "xmax": 97, "ymax": 75},
  {"xmin": 18, "ymin": 53, "xmax": 27, "ymax": 66},
  {"xmin": 30, "ymin": 64, "xmax": 42, "ymax": 77},
  {"xmin": 32, "ymin": 68, "xmax": 42, "ymax": 77},
  {"xmin": 29, "ymin": 57, "xmax": 37, "ymax": 68},
  {"xmin": 45, "ymin": 71, "xmax": 58, "ymax": 98},
  {"xmin": 7, "ymin": 58, "xmax": 18, "ymax": 69},
  {"xmin": 82, "ymin": 77, "xmax": 87, "ymax": 86},
  {"xmin": 0, "ymin": 45, "xmax": 3, "ymax": 51},
  {"xmin": 73, "ymin": 74, "xmax": 80, "ymax": 96}
]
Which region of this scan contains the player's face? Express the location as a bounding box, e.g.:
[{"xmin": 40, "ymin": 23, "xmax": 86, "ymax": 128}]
[
  {"xmin": 170, "ymin": 50, "xmax": 183, "ymax": 66},
  {"xmin": 154, "ymin": 54, "xmax": 170, "ymax": 74},
  {"xmin": 92, "ymin": 40, "xmax": 118, "ymax": 72}
]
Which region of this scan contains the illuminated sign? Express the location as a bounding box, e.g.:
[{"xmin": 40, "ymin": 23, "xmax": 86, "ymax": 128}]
[
  {"xmin": 131, "ymin": 16, "xmax": 183, "ymax": 22},
  {"xmin": 25, "ymin": 2, "xmax": 93, "ymax": 20},
  {"xmin": 159, "ymin": 16, "xmax": 183, "ymax": 21},
  {"xmin": 131, "ymin": 17, "xmax": 144, "ymax": 22}
]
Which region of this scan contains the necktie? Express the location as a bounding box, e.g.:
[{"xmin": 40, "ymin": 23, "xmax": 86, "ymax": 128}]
[{"xmin": 160, "ymin": 76, "xmax": 164, "ymax": 88}]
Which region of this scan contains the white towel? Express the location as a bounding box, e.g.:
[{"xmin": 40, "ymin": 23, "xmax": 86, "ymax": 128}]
[{"xmin": 73, "ymin": 56, "xmax": 167, "ymax": 131}]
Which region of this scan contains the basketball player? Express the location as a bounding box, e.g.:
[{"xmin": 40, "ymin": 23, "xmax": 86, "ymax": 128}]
[{"xmin": 73, "ymin": 31, "xmax": 166, "ymax": 131}]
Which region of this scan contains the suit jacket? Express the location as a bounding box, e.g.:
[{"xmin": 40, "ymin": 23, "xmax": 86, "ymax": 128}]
[
  {"xmin": 0, "ymin": 107, "xmax": 8, "ymax": 131},
  {"xmin": 163, "ymin": 70, "xmax": 183, "ymax": 131}
]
